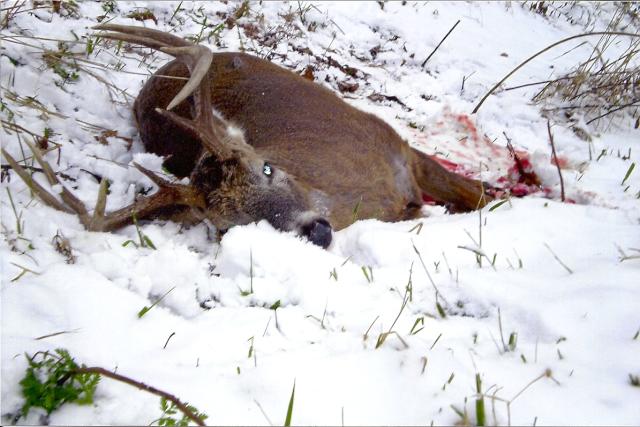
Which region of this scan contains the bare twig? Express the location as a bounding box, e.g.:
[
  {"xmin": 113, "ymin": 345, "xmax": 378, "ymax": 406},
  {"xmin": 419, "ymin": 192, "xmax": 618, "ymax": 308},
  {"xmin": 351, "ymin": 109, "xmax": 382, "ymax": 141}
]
[
  {"xmin": 503, "ymin": 76, "xmax": 576, "ymax": 91},
  {"xmin": 586, "ymin": 99, "xmax": 640, "ymax": 125},
  {"xmin": 163, "ymin": 332, "xmax": 176, "ymax": 349},
  {"xmin": 1, "ymin": 164, "xmax": 76, "ymax": 181},
  {"xmin": 65, "ymin": 367, "xmax": 206, "ymax": 426},
  {"xmin": 543, "ymin": 243, "xmax": 573, "ymax": 274},
  {"xmin": 412, "ymin": 241, "xmax": 450, "ymax": 306},
  {"xmin": 421, "ymin": 19, "xmax": 460, "ymax": 68},
  {"xmin": 546, "ymin": 121, "xmax": 565, "ymax": 202}
]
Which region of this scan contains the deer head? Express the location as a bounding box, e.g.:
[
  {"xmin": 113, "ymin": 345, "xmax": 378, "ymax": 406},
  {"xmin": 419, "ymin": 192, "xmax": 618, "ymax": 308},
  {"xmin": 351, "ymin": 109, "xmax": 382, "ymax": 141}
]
[
  {"xmin": 143, "ymin": 39, "xmax": 332, "ymax": 248},
  {"xmin": 3, "ymin": 25, "xmax": 333, "ymax": 248},
  {"xmin": 182, "ymin": 117, "xmax": 332, "ymax": 247}
]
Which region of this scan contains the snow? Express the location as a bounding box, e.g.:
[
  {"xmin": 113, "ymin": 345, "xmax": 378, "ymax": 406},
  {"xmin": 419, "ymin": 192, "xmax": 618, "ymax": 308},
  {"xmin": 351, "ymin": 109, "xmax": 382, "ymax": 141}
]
[{"xmin": 1, "ymin": 1, "xmax": 639, "ymax": 426}]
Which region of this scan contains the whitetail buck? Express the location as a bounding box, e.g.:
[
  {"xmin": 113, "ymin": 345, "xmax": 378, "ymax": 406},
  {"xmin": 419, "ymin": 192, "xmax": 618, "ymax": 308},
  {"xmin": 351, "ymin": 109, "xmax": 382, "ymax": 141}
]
[{"xmin": 2, "ymin": 24, "xmax": 490, "ymax": 249}]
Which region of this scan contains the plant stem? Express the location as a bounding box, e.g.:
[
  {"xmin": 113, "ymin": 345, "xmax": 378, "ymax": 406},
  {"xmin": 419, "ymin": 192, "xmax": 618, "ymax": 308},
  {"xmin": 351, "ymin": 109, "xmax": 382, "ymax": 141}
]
[
  {"xmin": 546, "ymin": 121, "xmax": 565, "ymax": 202},
  {"xmin": 65, "ymin": 367, "xmax": 206, "ymax": 426}
]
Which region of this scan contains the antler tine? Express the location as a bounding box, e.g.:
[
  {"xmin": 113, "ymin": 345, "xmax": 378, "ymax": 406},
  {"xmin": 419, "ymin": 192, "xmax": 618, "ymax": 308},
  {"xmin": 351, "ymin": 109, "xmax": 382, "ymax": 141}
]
[
  {"xmin": 93, "ymin": 23, "xmax": 192, "ymax": 47},
  {"xmin": 21, "ymin": 140, "xmax": 90, "ymax": 218},
  {"xmin": 93, "ymin": 24, "xmax": 211, "ymax": 112},
  {"xmin": 1, "ymin": 148, "xmax": 75, "ymax": 214},
  {"xmin": 93, "ymin": 164, "xmax": 206, "ymax": 232},
  {"xmin": 95, "ymin": 31, "xmax": 168, "ymax": 51},
  {"xmin": 154, "ymin": 45, "xmax": 233, "ymax": 158},
  {"xmin": 94, "ymin": 24, "xmax": 231, "ymax": 158},
  {"xmin": 2, "ymin": 144, "xmax": 207, "ymax": 233},
  {"xmin": 159, "ymin": 46, "xmax": 213, "ymax": 111}
]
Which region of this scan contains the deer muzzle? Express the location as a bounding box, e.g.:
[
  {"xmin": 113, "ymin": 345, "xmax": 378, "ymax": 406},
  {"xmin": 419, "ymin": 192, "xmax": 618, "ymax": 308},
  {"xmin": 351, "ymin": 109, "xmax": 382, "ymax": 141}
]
[{"xmin": 300, "ymin": 217, "xmax": 333, "ymax": 249}]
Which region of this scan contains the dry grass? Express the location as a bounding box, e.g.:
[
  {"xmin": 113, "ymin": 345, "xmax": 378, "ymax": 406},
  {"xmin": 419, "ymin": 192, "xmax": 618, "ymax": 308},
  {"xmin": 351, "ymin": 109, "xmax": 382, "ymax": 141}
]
[{"xmin": 533, "ymin": 3, "xmax": 640, "ymax": 130}]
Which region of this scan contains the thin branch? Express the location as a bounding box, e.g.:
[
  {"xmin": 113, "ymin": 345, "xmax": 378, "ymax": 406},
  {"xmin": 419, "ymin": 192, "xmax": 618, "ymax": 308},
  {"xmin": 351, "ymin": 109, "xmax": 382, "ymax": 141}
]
[
  {"xmin": 421, "ymin": 19, "xmax": 460, "ymax": 68},
  {"xmin": 67, "ymin": 367, "xmax": 206, "ymax": 426},
  {"xmin": 586, "ymin": 99, "xmax": 640, "ymax": 125},
  {"xmin": 546, "ymin": 121, "xmax": 565, "ymax": 202}
]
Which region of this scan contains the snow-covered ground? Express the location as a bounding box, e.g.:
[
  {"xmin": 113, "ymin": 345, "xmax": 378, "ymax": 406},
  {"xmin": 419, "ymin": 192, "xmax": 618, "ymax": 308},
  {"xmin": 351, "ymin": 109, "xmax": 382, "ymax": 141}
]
[{"xmin": 1, "ymin": 1, "xmax": 639, "ymax": 425}]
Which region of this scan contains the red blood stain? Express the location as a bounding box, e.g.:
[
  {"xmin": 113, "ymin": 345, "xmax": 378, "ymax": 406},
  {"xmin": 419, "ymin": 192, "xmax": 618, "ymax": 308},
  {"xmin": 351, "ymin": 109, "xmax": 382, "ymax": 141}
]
[
  {"xmin": 551, "ymin": 156, "xmax": 569, "ymax": 168},
  {"xmin": 409, "ymin": 111, "xmax": 568, "ymax": 203},
  {"xmin": 454, "ymin": 113, "xmax": 480, "ymax": 142}
]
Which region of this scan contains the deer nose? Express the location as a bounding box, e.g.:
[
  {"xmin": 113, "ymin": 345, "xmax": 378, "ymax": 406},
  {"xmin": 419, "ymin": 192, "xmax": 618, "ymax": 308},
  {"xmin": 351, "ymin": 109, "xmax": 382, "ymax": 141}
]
[{"xmin": 302, "ymin": 218, "xmax": 332, "ymax": 249}]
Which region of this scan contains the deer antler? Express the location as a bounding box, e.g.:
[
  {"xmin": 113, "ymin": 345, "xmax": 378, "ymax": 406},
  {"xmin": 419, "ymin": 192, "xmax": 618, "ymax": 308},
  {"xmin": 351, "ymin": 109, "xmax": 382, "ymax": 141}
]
[
  {"xmin": 94, "ymin": 24, "xmax": 236, "ymax": 160},
  {"xmin": 2, "ymin": 142, "xmax": 205, "ymax": 232}
]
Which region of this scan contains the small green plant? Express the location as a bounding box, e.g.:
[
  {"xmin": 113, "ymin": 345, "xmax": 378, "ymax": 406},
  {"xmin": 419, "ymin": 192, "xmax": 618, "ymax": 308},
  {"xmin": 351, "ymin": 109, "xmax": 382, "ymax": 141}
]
[
  {"xmin": 475, "ymin": 373, "xmax": 486, "ymax": 426},
  {"xmin": 9, "ymin": 262, "xmax": 40, "ymax": 282},
  {"xmin": 138, "ymin": 286, "xmax": 176, "ymax": 318},
  {"xmin": 497, "ymin": 308, "xmax": 519, "ymax": 353},
  {"xmin": 441, "ymin": 372, "xmax": 455, "ymax": 391},
  {"xmin": 407, "ymin": 222, "xmax": 423, "ymax": 234},
  {"xmin": 19, "ymin": 348, "xmax": 207, "ymax": 425},
  {"xmin": 19, "ymin": 349, "xmax": 100, "ymax": 418},
  {"xmin": 488, "ymin": 198, "xmax": 510, "ymax": 211},
  {"xmin": 429, "ymin": 333, "xmax": 443, "ymax": 350},
  {"xmin": 122, "ymin": 214, "xmax": 156, "ymax": 249},
  {"xmin": 269, "ymin": 300, "xmax": 282, "ymax": 331},
  {"xmin": 154, "ymin": 397, "xmax": 208, "ymax": 427},
  {"xmin": 168, "ymin": 1, "xmax": 185, "ymax": 25},
  {"xmin": 436, "ymin": 301, "xmax": 447, "ymax": 318},
  {"xmin": 508, "ymin": 332, "xmax": 518, "ymax": 351},
  {"xmin": 361, "ymin": 265, "xmax": 373, "ymax": 283},
  {"xmin": 450, "ymin": 399, "xmax": 470, "ymax": 426},
  {"xmin": 6, "ymin": 187, "xmax": 24, "ymax": 235},
  {"xmin": 241, "ymin": 249, "xmax": 254, "ymax": 296},
  {"xmin": 43, "ymin": 42, "xmax": 80, "ymax": 88},
  {"xmin": 351, "ymin": 196, "xmax": 363, "ymax": 223},
  {"xmin": 375, "ymin": 268, "xmax": 412, "ymax": 349},
  {"xmin": 621, "ymin": 162, "xmax": 635, "ymax": 186},
  {"xmin": 186, "ymin": 7, "xmax": 225, "ymax": 44},
  {"xmin": 126, "ymin": 8, "xmax": 158, "ymax": 24},
  {"xmin": 409, "ymin": 316, "xmax": 425, "ymax": 335},
  {"xmin": 102, "ymin": 0, "xmax": 118, "ymax": 14}
]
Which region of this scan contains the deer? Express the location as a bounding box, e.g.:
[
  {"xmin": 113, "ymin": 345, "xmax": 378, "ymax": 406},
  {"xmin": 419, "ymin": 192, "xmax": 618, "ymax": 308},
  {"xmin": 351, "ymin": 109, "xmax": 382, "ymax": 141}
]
[{"xmin": 2, "ymin": 24, "xmax": 491, "ymax": 249}]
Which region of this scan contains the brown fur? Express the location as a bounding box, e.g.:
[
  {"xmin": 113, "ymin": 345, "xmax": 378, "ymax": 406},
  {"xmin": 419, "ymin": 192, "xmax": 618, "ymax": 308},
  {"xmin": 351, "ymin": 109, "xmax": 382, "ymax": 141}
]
[
  {"xmin": 135, "ymin": 53, "xmax": 488, "ymax": 231},
  {"xmin": 2, "ymin": 25, "xmax": 491, "ymax": 247}
]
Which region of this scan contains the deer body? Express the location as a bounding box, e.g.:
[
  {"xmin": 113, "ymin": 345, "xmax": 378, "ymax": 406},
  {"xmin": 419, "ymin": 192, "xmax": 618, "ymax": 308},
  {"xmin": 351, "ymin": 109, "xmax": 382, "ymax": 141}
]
[
  {"xmin": 135, "ymin": 55, "xmax": 427, "ymax": 231},
  {"xmin": 136, "ymin": 51, "xmax": 486, "ymax": 233},
  {"xmin": 2, "ymin": 25, "xmax": 489, "ymax": 249}
]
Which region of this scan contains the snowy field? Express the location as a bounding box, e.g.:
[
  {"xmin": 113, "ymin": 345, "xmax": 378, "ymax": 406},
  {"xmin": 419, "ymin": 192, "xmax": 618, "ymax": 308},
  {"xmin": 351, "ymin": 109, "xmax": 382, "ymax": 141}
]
[{"xmin": 1, "ymin": 1, "xmax": 639, "ymax": 425}]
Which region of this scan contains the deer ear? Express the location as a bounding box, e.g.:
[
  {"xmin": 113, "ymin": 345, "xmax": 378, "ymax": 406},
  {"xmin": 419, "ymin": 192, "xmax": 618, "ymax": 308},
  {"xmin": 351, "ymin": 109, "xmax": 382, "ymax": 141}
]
[
  {"xmin": 190, "ymin": 154, "xmax": 228, "ymax": 194},
  {"xmin": 222, "ymin": 123, "xmax": 255, "ymax": 154}
]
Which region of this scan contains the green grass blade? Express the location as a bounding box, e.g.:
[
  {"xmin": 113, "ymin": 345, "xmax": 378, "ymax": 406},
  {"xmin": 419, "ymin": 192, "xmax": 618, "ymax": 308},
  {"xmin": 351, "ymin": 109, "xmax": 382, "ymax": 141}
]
[
  {"xmin": 284, "ymin": 380, "xmax": 296, "ymax": 427},
  {"xmin": 621, "ymin": 162, "xmax": 635, "ymax": 186}
]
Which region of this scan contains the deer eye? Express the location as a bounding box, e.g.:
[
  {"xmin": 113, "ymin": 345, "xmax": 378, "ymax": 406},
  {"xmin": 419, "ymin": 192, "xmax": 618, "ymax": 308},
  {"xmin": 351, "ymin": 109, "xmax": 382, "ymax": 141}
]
[{"xmin": 262, "ymin": 162, "xmax": 273, "ymax": 177}]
